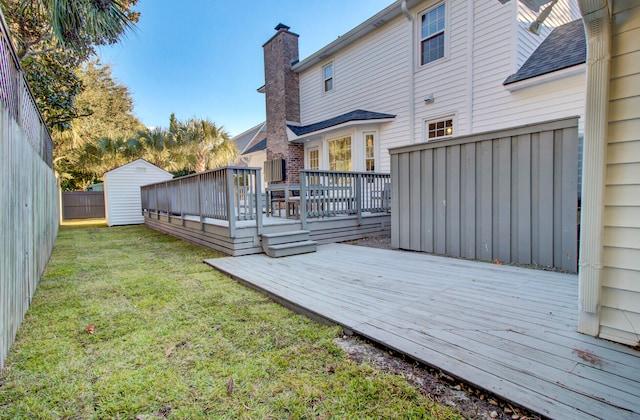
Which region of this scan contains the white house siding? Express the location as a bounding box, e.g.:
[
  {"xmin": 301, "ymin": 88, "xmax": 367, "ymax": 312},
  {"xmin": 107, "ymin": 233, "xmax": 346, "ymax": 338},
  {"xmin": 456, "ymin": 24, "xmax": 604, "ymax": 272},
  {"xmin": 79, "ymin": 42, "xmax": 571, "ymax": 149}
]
[
  {"xmin": 104, "ymin": 159, "xmax": 173, "ymax": 227},
  {"xmin": 299, "ymin": 13, "xmax": 411, "ymax": 173},
  {"xmin": 412, "ymin": 0, "xmax": 470, "ymax": 141},
  {"xmin": 296, "ymin": 0, "xmax": 585, "ymax": 173},
  {"xmin": 600, "ymin": 0, "xmax": 640, "ymax": 346},
  {"xmin": 472, "ymin": 0, "xmax": 584, "ymax": 136}
]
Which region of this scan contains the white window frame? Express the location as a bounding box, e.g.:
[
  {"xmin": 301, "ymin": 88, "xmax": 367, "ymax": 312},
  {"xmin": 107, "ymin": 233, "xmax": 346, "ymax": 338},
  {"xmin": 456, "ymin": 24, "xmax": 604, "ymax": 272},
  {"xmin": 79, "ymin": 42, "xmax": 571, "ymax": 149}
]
[
  {"xmin": 424, "ymin": 116, "xmax": 454, "ymax": 141},
  {"xmin": 307, "ymin": 147, "xmax": 320, "ymax": 170},
  {"xmin": 322, "ymin": 62, "xmax": 334, "ymax": 93},
  {"xmin": 418, "ymin": 2, "xmax": 446, "ymax": 67},
  {"xmin": 364, "ymin": 131, "xmax": 377, "ymax": 172},
  {"xmin": 327, "ymin": 135, "xmax": 352, "ymax": 171}
]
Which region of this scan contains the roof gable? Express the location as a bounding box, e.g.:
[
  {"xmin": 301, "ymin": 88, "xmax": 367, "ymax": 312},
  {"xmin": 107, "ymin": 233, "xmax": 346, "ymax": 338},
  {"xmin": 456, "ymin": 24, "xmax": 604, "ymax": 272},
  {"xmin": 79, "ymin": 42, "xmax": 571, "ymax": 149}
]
[
  {"xmin": 104, "ymin": 158, "xmax": 172, "ymax": 177},
  {"xmin": 504, "ymin": 19, "xmax": 586, "ymax": 85}
]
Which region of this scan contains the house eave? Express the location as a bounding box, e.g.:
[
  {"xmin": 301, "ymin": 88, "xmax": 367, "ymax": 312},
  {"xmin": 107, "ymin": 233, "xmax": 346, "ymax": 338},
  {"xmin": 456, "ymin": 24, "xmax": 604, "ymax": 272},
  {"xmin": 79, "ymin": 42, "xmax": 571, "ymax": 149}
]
[
  {"xmin": 504, "ymin": 63, "xmax": 586, "ymax": 92},
  {"xmin": 287, "ymin": 118, "xmax": 395, "ymax": 143}
]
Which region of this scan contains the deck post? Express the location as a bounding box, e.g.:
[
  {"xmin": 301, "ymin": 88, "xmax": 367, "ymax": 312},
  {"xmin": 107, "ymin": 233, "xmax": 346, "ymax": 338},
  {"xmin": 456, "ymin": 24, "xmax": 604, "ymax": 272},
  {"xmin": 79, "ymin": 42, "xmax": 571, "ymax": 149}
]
[
  {"xmin": 226, "ymin": 168, "xmax": 236, "ymax": 238},
  {"xmin": 355, "ymin": 173, "xmax": 362, "ymax": 226},
  {"xmin": 155, "ymin": 184, "xmax": 160, "ymax": 220},
  {"xmin": 256, "ymin": 168, "xmax": 263, "ymax": 234},
  {"xmin": 300, "ymin": 171, "xmax": 308, "ymax": 230},
  {"xmin": 179, "ymin": 178, "xmax": 184, "ymax": 226},
  {"xmin": 197, "ymin": 174, "xmax": 204, "ymax": 231},
  {"xmin": 165, "ymin": 181, "xmax": 170, "ymax": 222}
]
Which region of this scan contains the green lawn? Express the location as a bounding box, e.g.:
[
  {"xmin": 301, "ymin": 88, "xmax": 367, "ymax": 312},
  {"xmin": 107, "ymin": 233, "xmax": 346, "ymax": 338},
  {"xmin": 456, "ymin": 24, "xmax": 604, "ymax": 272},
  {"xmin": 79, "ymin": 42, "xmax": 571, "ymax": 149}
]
[{"xmin": 0, "ymin": 223, "xmax": 462, "ymax": 419}]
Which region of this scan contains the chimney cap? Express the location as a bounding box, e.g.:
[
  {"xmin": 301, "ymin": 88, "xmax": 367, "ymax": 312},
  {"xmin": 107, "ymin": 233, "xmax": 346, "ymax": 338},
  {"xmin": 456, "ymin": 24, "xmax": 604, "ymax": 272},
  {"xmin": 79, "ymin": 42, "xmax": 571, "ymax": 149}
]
[{"xmin": 274, "ymin": 23, "xmax": 290, "ymax": 31}]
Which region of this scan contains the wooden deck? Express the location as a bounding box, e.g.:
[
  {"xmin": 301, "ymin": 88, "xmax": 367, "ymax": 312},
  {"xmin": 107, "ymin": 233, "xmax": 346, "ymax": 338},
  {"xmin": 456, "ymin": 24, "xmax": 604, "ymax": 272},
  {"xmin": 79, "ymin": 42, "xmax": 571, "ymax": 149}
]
[
  {"xmin": 205, "ymin": 244, "xmax": 640, "ymax": 419},
  {"xmin": 144, "ymin": 212, "xmax": 390, "ymax": 256}
]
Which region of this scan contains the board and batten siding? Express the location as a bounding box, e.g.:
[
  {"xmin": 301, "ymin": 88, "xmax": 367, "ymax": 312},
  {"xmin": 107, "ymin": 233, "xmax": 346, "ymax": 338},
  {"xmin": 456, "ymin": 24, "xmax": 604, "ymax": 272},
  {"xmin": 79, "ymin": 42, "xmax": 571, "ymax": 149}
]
[
  {"xmin": 390, "ymin": 117, "xmax": 578, "ymax": 272},
  {"xmin": 104, "ymin": 159, "xmax": 173, "ymax": 227},
  {"xmin": 599, "ymin": 0, "xmax": 640, "ymax": 346}
]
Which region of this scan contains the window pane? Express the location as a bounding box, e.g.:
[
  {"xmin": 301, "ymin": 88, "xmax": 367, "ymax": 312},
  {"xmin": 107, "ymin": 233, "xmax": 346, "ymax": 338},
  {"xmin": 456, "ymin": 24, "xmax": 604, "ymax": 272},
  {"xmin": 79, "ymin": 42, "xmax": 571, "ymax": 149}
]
[
  {"xmin": 427, "ymin": 119, "xmax": 453, "ymax": 141},
  {"xmin": 324, "ymin": 78, "xmax": 333, "ymax": 92},
  {"xmin": 309, "ymin": 149, "xmax": 319, "ymax": 170},
  {"xmin": 421, "ymin": 4, "xmax": 445, "ymax": 38},
  {"xmin": 420, "ymin": 4, "xmax": 445, "ymax": 65},
  {"xmin": 422, "ymin": 32, "xmax": 444, "ymax": 65},
  {"xmin": 329, "ymin": 136, "xmax": 351, "ymax": 171}
]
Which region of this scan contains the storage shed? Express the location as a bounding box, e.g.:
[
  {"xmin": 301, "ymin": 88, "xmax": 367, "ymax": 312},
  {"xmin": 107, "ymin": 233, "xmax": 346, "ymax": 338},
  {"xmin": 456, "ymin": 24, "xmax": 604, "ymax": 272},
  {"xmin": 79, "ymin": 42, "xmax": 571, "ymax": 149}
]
[{"xmin": 104, "ymin": 159, "xmax": 173, "ymax": 226}]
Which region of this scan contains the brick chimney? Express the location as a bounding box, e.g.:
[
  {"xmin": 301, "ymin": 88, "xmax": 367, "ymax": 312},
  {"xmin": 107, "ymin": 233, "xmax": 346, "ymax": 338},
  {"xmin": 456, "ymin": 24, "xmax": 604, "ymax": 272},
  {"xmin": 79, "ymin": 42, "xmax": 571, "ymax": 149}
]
[{"xmin": 263, "ymin": 23, "xmax": 304, "ymax": 184}]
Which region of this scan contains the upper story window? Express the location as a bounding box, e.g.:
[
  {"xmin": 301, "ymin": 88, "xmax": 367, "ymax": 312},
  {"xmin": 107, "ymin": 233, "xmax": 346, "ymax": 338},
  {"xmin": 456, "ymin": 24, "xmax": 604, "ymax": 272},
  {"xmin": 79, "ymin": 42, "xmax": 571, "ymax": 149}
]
[
  {"xmin": 420, "ymin": 4, "xmax": 445, "ymax": 66},
  {"xmin": 427, "ymin": 118, "xmax": 453, "ymax": 140},
  {"xmin": 323, "ymin": 62, "xmax": 333, "ymax": 92}
]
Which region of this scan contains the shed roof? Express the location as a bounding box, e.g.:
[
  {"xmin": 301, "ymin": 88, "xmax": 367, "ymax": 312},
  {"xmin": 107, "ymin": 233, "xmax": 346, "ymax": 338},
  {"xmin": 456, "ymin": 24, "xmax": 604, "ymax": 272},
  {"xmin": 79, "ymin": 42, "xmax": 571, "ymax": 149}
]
[
  {"xmin": 287, "ymin": 110, "xmax": 396, "ymax": 136},
  {"xmin": 504, "ymin": 19, "xmax": 586, "ymax": 85},
  {"xmin": 104, "ymin": 158, "xmax": 171, "ymax": 177}
]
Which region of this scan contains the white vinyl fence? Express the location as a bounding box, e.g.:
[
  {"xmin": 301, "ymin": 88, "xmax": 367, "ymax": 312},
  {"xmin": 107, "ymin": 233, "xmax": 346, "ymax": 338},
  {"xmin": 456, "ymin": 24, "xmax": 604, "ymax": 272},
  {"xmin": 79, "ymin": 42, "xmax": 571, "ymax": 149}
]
[{"xmin": 0, "ymin": 11, "xmax": 59, "ymax": 370}]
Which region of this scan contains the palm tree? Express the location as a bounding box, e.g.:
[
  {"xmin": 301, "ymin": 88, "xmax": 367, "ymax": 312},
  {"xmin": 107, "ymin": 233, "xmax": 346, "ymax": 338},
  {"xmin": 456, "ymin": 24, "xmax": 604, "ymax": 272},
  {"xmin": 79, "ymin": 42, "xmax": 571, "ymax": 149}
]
[
  {"xmin": 43, "ymin": 0, "xmax": 137, "ymax": 52},
  {"xmin": 138, "ymin": 128, "xmax": 179, "ymax": 171},
  {"xmin": 174, "ymin": 118, "xmax": 238, "ymax": 173}
]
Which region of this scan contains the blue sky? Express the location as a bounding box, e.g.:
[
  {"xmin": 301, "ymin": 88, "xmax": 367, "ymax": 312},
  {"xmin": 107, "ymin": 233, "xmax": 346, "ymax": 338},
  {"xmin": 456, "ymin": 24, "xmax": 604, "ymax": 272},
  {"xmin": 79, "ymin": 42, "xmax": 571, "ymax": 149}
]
[{"xmin": 98, "ymin": 0, "xmax": 393, "ymax": 137}]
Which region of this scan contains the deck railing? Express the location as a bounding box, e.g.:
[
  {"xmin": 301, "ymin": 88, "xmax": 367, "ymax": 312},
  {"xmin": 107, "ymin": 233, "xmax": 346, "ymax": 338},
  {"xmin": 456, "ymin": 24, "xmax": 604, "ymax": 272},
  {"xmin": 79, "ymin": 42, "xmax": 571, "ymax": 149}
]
[
  {"xmin": 141, "ymin": 167, "xmax": 263, "ymax": 237},
  {"xmin": 299, "ymin": 170, "xmax": 391, "ymax": 228}
]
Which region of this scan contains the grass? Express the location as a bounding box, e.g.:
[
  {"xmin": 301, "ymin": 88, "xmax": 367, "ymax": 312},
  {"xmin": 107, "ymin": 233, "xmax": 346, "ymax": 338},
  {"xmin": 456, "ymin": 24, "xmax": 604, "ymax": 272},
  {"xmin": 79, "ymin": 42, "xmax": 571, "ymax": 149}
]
[{"xmin": 0, "ymin": 223, "xmax": 462, "ymax": 419}]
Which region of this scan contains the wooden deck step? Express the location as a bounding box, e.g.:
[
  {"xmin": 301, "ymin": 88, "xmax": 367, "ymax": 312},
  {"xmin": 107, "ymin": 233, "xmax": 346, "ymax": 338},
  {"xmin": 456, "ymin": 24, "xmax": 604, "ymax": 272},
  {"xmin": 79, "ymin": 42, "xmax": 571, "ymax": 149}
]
[
  {"xmin": 262, "ymin": 230, "xmax": 317, "ymax": 257},
  {"xmin": 262, "ymin": 230, "xmax": 311, "ymax": 246},
  {"xmin": 264, "ymin": 240, "xmax": 318, "ymax": 258}
]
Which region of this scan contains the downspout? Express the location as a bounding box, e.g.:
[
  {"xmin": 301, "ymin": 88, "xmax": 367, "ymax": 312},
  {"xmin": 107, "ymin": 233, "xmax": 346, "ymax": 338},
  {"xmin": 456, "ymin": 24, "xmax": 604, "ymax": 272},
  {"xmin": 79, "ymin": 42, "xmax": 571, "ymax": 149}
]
[
  {"xmin": 402, "ymin": 0, "xmax": 415, "ymax": 143},
  {"xmin": 577, "ymin": 0, "xmax": 611, "ymax": 336}
]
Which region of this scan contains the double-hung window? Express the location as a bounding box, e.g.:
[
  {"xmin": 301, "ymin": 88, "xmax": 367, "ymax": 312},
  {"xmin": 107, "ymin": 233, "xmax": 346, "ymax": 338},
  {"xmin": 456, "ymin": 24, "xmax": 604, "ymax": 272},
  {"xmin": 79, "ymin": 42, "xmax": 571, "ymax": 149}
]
[
  {"xmin": 420, "ymin": 4, "xmax": 445, "ymax": 66},
  {"xmin": 365, "ymin": 133, "xmax": 376, "ymax": 172},
  {"xmin": 308, "ymin": 148, "xmax": 319, "ymax": 170},
  {"xmin": 323, "ymin": 62, "xmax": 333, "ymax": 92}
]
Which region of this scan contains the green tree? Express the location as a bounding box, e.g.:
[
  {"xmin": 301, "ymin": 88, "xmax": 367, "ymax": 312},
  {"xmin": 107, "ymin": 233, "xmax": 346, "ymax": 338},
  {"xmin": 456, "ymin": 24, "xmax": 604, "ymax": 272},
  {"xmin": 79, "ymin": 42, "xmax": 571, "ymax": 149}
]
[
  {"xmin": 1, "ymin": 0, "xmax": 139, "ymax": 130},
  {"xmin": 55, "ymin": 59, "xmax": 145, "ymax": 189},
  {"xmin": 173, "ymin": 118, "xmax": 238, "ymax": 173}
]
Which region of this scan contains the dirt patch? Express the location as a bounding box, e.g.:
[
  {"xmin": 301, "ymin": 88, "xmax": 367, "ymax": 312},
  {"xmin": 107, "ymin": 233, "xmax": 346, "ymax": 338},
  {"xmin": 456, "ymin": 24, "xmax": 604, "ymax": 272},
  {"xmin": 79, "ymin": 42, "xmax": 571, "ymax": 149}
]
[{"xmin": 335, "ymin": 335, "xmax": 541, "ymax": 420}]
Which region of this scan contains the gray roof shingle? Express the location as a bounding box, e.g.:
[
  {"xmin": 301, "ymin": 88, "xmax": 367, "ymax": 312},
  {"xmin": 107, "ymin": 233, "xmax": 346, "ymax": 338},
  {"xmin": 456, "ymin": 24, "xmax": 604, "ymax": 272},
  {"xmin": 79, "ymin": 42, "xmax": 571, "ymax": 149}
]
[
  {"xmin": 242, "ymin": 138, "xmax": 266, "ymax": 155},
  {"xmin": 504, "ymin": 19, "xmax": 586, "ymax": 85},
  {"xmin": 287, "ymin": 109, "xmax": 395, "ymax": 136}
]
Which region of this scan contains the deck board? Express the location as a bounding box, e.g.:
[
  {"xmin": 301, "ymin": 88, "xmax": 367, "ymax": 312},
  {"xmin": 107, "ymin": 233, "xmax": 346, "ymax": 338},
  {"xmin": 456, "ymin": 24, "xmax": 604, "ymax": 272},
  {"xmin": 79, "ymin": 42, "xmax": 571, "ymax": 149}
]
[{"xmin": 205, "ymin": 244, "xmax": 640, "ymax": 419}]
